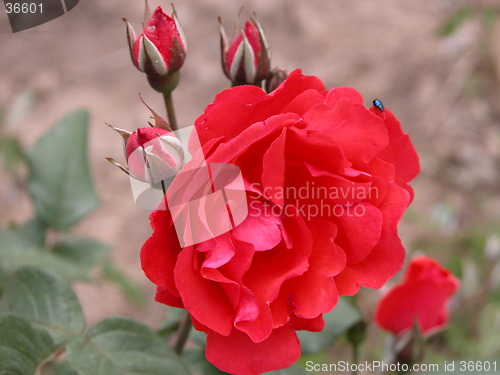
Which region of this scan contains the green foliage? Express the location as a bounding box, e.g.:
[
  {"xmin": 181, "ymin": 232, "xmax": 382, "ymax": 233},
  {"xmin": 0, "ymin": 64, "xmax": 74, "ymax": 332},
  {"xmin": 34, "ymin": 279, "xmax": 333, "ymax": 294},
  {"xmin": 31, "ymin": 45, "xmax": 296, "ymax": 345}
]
[
  {"xmin": 52, "ymin": 361, "xmax": 81, "ymax": 375},
  {"xmin": 0, "ymin": 229, "xmax": 92, "ymax": 281},
  {"xmin": 18, "ymin": 216, "xmax": 48, "ymax": 247},
  {"xmin": 28, "ymin": 109, "xmax": 99, "ymax": 230},
  {"xmin": 158, "ymin": 307, "xmax": 185, "ymax": 339},
  {"xmin": 0, "ymin": 107, "xmax": 172, "ymax": 373},
  {"xmin": 0, "ymin": 135, "xmax": 25, "ymax": 175},
  {"xmin": 297, "ymin": 298, "xmax": 361, "ymax": 354},
  {"xmin": 52, "ymin": 236, "xmax": 109, "ymax": 275},
  {"xmin": 0, "ymin": 267, "xmax": 85, "ymax": 344},
  {"xmin": 438, "ymin": 7, "xmax": 471, "ymax": 37},
  {"xmin": 66, "ymin": 318, "xmax": 191, "ymax": 375},
  {"xmin": 0, "ymin": 314, "xmax": 56, "ymax": 375},
  {"xmin": 182, "ymin": 349, "xmax": 227, "ymax": 375},
  {"xmin": 0, "ymin": 268, "xmax": 190, "ymax": 375},
  {"xmin": 0, "ymin": 91, "xmax": 34, "ymax": 178},
  {"xmin": 482, "ymin": 7, "xmax": 496, "ymax": 31}
]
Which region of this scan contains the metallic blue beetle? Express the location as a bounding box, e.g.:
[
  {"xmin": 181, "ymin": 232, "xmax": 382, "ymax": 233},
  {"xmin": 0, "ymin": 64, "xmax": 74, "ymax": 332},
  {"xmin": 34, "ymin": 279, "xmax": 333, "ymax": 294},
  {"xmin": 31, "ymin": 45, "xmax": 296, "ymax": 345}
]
[{"xmin": 372, "ymin": 99, "xmax": 385, "ymax": 112}]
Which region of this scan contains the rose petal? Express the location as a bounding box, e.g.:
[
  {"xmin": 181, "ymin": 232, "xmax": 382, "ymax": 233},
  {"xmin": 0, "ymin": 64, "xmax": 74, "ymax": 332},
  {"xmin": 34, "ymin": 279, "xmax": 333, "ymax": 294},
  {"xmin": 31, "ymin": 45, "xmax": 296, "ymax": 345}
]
[
  {"xmin": 282, "ymin": 88, "xmax": 326, "ymax": 116},
  {"xmin": 334, "ymin": 184, "xmax": 410, "ymax": 295},
  {"xmin": 140, "ymin": 210, "xmax": 182, "ymax": 298},
  {"xmin": 234, "ymin": 291, "xmax": 274, "ymax": 343},
  {"xmin": 289, "ymin": 314, "xmax": 325, "ymax": 332},
  {"xmin": 303, "ymin": 100, "xmax": 389, "ymax": 164},
  {"xmin": 155, "ymin": 285, "xmax": 183, "ymax": 308},
  {"xmin": 243, "ymin": 209, "xmax": 312, "ymax": 302},
  {"xmin": 274, "ymin": 220, "xmax": 344, "ymax": 319},
  {"xmin": 195, "ymin": 85, "xmax": 268, "ymax": 147},
  {"xmin": 372, "ymin": 109, "xmax": 420, "ymax": 201},
  {"xmin": 335, "ymin": 204, "xmax": 383, "ymax": 265},
  {"xmin": 175, "ymin": 246, "xmax": 234, "ymax": 335},
  {"xmin": 206, "ymin": 326, "xmax": 300, "ymax": 375},
  {"xmin": 262, "ymin": 128, "xmax": 287, "ymax": 207},
  {"xmin": 326, "ymin": 87, "xmax": 364, "ymax": 107},
  {"xmin": 232, "ymin": 200, "xmax": 283, "ymax": 251}
]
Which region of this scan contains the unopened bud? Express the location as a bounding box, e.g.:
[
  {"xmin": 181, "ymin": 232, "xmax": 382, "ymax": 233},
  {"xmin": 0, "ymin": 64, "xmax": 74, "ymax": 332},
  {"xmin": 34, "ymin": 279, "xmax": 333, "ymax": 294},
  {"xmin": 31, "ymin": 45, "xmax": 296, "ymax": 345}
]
[
  {"xmin": 220, "ymin": 15, "xmax": 271, "ymax": 85},
  {"xmin": 125, "ymin": 4, "xmax": 186, "ymax": 78}
]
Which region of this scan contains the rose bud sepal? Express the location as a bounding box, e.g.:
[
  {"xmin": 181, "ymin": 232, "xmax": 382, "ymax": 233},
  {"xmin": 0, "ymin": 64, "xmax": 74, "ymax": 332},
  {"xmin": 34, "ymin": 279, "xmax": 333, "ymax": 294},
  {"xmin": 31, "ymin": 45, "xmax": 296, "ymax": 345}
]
[{"xmin": 107, "ymin": 124, "xmax": 132, "ymax": 148}]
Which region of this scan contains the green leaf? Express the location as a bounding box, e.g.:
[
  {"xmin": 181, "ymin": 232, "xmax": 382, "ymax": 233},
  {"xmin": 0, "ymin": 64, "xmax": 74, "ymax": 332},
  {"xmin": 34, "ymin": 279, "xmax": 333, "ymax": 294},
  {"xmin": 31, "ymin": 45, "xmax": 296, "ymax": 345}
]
[
  {"xmin": 297, "ymin": 298, "xmax": 361, "ymax": 354},
  {"xmin": 53, "ymin": 236, "xmax": 109, "ymax": 272},
  {"xmin": 158, "ymin": 307, "xmax": 184, "ymax": 339},
  {"xmin": 0, "ymin": 229, "xmax": 89, "ymax": 281},
  {"xmin": 0, "ymin": 264, "xmax": 10, "ymax": 299},
  {"xmin": 66, "ymin": 317, "xmax": 191, "ymax": 375},
  {"xmin": 0, "ymin": 136, "xmax": 25, "ymax": 175},
  {"xmin": 19, "ymin": 216, "xmax": 47, "ymax": 247},
  {"xmin": 0, "ymin": 267, "xmax": 84, "ymax": 344},
  {"xmin": 52, "ymin": 361, "xmax": 80, "ymax": 375},
  {"xmin": 438, "ymin": 7, "xmax": 471, "ymax": 37},
  {"xmin": 182, "ymin": 349, "xmax": 228, "ymax": 375},
  {"xmin": 483, "ymin": 7, "xmax": 496, "ymax": 31},
  {"xmin": 28, "ymin": 109, "xmax": 99, "ymax": 230},
  {"xmin": 0, "ymin": 313, "xmax": 55, "ymax": 375},
  {"xmin": 189, "ymin": 326, "xmax": 208, "ymax": 348}
]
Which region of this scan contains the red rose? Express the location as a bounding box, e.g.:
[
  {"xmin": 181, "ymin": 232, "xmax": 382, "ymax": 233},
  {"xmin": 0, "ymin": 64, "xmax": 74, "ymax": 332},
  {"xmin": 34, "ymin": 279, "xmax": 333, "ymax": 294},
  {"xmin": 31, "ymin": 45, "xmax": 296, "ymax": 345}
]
[
  {"xmin": 141, "ymin": 69, "xmax": 419, "ymax": 374},
  {"xmin": 375, "ymin": 256, "xmax": 460, "ymax": 335}
]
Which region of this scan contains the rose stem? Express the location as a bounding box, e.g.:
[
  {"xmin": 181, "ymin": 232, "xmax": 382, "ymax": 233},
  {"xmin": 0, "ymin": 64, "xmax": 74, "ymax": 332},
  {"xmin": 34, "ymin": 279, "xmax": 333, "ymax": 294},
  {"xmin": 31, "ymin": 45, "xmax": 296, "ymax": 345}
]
[
  {"xmin": 351, "ymin": 343, "xmax": 360, "ymax": 375},
  {"xmin": 163, "ymin": 92, "xmax": 178, "ymax": 132},
  {"xmin": 162, "ymin": 89, "xmax": 190, "ymax": 354},
  {"xmin": 161, "ymin": 87, "xmax": 189, "ymax": 354},
  {"xmin": 173, "ymin": 311, "xmax": 192, "ymax": 354}
]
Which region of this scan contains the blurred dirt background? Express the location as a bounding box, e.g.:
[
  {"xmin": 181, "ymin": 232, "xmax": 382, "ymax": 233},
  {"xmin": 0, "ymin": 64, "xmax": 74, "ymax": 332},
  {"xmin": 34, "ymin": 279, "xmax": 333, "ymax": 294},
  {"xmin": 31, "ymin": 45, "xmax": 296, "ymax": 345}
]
[{"xmin": 1, "ymin": 0, "xmax": 500, "ymax": 342}]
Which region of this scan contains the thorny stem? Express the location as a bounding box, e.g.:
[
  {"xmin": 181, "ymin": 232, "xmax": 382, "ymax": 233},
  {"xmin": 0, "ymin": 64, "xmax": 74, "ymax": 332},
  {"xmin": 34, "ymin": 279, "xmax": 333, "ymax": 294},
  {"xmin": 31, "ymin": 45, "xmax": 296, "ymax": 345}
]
[
  {"xmin": 173, "ymin": 311, "xmax": 192, "ymax": 355},
  {"xmin": 163, "ymin": 92, "xmax": 178, "ymax": 132}
]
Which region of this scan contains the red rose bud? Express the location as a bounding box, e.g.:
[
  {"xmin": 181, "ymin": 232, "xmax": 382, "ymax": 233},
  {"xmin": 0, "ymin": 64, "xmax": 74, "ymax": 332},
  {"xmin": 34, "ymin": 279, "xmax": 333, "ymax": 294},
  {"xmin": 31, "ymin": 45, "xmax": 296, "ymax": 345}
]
[
  {"xmin": 375, "ymin": 257, "xmax": 460, "ymax": 336},
  {"xmin": 125, "ymin": 127, "xmax": 184, "ymax": 183},
  {"xmin": 125, "ymin": 5, "xmax": 186, "ymax": 77},
  {"xmin": 108, "ymin": 124, "xmax": 184, "ymax": 184},
  {"xmin": 220, "ymin": 16, "xmax": 271, "ymax": 85}
]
